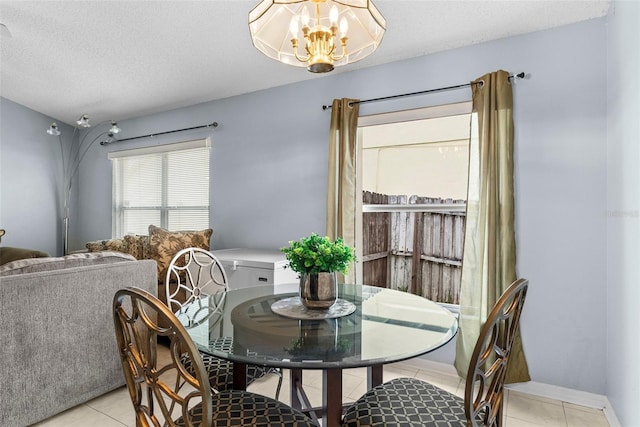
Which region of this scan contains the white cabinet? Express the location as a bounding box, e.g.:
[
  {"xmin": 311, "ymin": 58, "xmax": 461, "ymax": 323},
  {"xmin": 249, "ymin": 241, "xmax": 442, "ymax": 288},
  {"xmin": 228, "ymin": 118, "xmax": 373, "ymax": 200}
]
[{"xmin": 210, "ymin": 248, "xmax": 299, "ymax": 290}]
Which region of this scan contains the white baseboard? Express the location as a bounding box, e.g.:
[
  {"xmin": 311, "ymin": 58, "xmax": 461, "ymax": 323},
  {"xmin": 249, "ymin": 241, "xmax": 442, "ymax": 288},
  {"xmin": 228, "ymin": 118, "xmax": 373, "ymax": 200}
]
[
  {"xmin": 398, "ymin": 356, "xmax": 621, "ymax": 425},
  {"xmin": 506, "ymin": 381, "xmax": 605, "ymax": 409},
  {"xmin": 603, "ymin": 397, "xmax": 622, "ymax": 427}
]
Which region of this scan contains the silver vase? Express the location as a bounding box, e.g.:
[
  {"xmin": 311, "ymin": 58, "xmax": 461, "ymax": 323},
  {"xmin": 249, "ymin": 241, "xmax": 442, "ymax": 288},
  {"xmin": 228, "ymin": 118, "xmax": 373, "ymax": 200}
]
[{"xmin": 299, "ymin": 272, "xmax": 338, "ymax": 310}]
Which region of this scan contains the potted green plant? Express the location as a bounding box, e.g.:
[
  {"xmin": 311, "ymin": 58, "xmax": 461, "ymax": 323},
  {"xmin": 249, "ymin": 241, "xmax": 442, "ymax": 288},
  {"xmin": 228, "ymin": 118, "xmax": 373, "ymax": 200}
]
[{"xmin": 281, "ymin": 233, "xmax": 355, "ymax": 310}]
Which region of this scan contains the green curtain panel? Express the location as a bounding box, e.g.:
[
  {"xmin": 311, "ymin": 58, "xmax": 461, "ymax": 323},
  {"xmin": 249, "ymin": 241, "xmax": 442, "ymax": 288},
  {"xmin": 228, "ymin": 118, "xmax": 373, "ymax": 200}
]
[
  {"xmin": 326, "ymin": 98, "xmax": 360, "ymax": 284},
  {"xmin": 454, "ymin": 70, "xmax": 530, "ymax": 384}
]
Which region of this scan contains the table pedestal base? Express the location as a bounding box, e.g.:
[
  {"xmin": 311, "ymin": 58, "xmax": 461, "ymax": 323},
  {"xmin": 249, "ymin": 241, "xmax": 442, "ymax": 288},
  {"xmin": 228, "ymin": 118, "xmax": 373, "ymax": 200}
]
[{"xmin": 286, "ymin": 365, "xmax": 384, "ymax": 427}]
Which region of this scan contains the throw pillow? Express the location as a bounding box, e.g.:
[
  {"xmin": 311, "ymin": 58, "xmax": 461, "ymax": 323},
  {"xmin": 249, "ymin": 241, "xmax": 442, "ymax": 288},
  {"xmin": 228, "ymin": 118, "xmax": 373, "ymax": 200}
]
[
  {"xmin": 123, "ymin": 234, "xmax": 151, "ymax": 260},
  {"xmin": 86, "ymin": 238, "xmax": 128, "ymax": 253},
  {"xmin": 86, "ymin": 240, "xmax": 107, "ymax": 252},
  {"xmin": 0, "ymin": 247, "xmax": 49, "ymax": 266},
  {"xmin": 148, "ymin": 225, "xmax": 213, "ymax": 283}
]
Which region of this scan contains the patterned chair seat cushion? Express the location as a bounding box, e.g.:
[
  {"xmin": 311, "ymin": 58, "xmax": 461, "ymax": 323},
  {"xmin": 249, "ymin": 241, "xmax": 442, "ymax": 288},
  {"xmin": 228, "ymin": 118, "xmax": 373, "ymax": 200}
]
[
  {"xmin": 180, "ymin": 336, "xmax": 280, "ymax": 393},
  {"xmin": 342, "ymin": 377, "xmax": 467, "ymax": 427},
  {"xmin": 176, "ymin": 389, "xmax": 315, "ymax": 427}
]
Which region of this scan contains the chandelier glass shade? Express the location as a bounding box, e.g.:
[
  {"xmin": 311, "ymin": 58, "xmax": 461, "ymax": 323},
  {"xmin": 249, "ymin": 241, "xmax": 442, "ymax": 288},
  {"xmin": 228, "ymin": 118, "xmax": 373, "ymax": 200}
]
[
  {"xmin": 109, "ymin": 121, "xmax": 121, "ymax": 134},
  {"xmin": 249, "ymin": 0, "xmax": 385, "ymax": 73},
  {"xmin": 46, "ymin": 123, "xmax": 61, "ymax": 136},
  {"xmin": 76, "ymin": 114, "xmax": 91, "ymax": 128}
]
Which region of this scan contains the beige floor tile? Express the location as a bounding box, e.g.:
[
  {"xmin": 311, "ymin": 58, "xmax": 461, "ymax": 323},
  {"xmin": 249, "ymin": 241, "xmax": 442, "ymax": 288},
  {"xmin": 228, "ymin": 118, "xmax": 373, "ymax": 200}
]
[
  {"xmin": 300, "ymin": 369, "xmax": 323, "ymax": 387},
  {"xmin": 31, "ymin": 404, "xmax": 127, "ymax": 427},
  {"xmin": 342, "ymin": 370, "xmax": 366, "ymax": 396},
  {"xmin": 344, "ymin": 366, "xmax": 368, "ymax": 378},
  {"xmin": 382, "ymin": 364, "xmax": 419, "ymax": 382},
  {"xmin": 247, "ymin": 372, "xmax": 289, "ymax": 402},
  {"xmin": 506, "ymin": 393, "xmax": 567, "ymax": 427},
  {"xmin": 504, "ymin": 416, "xmax": 553, "ymax": 427},
  {"xmin": 564, "ymin": 405, "xmax": 609, "ymax": 427},
  {"xmin": 85, "ymin": 387, "xmax": 135, "ymax": 427},
  {"xmin": 414, "ymin": 369, "xmax": 464, "ymax": 396},
  {"xmin": 343, "ymin": 377, "xmax": 368, "ymax": 402}
]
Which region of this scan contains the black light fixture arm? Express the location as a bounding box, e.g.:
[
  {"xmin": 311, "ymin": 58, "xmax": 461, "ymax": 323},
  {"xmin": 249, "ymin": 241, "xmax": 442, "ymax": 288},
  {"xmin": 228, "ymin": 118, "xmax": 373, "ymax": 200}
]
[
  {"xmin": 321, "ymin": 72, "xmax": 526, "ymax": 110},
  {"xmin": 100, "ymin": 121, "xmax": 218, "ymax": 145}
]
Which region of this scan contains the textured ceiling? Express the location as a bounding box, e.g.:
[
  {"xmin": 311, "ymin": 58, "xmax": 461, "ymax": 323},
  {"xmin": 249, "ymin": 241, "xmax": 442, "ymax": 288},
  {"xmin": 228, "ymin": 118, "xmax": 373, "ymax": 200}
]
[{"xmin": 0, "ymin": 1, "xmax": 610, "ymax": 126}]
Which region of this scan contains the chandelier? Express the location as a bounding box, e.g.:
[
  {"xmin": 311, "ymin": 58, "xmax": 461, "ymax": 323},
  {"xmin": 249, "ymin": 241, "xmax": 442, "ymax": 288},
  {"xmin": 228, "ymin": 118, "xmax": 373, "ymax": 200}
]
[{"xmin": 249, "ymin": 0, "xmax": 385, "ymax": 73}]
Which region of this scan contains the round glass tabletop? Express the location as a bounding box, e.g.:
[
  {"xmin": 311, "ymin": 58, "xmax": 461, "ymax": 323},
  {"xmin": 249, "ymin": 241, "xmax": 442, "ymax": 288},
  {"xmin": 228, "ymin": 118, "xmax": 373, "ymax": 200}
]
[{"xmin": 180, "ymin": 284, "xmax": 458, "ymax": 370}]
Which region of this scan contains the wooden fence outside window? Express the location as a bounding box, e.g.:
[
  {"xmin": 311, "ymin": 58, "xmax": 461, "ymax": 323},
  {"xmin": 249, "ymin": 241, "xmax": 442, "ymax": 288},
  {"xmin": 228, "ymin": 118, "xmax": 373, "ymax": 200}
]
[{"xmin": 362, "ymin": 191, "xmax": 466, "ymax": 304}]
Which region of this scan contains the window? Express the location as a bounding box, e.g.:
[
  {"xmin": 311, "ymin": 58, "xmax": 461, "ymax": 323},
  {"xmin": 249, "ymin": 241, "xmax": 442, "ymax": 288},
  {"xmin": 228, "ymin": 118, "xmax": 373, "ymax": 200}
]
[
  {"xmin": 356, "ymin": 102, "xmax": 472, "ymax": 305},
  {"xmin": 109, "ymin": 138, "xmax": 210, "ymax": 237}
]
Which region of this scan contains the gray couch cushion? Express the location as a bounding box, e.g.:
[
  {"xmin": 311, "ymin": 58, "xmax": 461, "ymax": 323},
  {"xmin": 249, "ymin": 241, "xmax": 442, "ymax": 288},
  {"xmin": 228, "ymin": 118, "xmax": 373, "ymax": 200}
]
[
  {"xmin": 0, "ymin": 251, "xmax": 135, "ymax": 276},
  {"xmin": 0, "ymin": 259, "xmax": 157, "ymax": 427}
]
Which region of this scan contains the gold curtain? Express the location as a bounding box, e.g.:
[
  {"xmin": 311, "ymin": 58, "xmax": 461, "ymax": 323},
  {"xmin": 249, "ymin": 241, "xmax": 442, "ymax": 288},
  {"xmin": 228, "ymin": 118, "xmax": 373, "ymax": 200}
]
[
  {"xmin": 454, "ymin": 70, "xmax": 530, "ymax": 384},
  {"xmin": 326, "ymin": 98, "xmax": 360, "ymax": 284}
]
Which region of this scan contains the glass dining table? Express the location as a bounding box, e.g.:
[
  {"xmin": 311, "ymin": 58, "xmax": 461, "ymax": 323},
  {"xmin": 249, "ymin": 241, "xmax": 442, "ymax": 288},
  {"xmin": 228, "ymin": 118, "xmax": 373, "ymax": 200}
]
[{"xmin": 177, "ymin": 283, "xmax": 458, "ymax": 427}]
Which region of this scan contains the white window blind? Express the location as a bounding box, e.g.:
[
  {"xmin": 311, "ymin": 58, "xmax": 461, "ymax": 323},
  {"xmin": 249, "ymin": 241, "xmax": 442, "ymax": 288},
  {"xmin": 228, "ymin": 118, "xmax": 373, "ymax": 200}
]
[{"xmin": 110, "ymin": 139, "xmax": 210, "ymax": 237}]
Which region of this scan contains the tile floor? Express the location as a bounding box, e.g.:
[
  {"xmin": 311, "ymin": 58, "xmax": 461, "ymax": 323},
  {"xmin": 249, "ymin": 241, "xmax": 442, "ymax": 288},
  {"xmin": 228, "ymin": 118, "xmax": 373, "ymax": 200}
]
[{"xmin": 33, "ymin": 344, "xmax": 610, "ymax": 427}]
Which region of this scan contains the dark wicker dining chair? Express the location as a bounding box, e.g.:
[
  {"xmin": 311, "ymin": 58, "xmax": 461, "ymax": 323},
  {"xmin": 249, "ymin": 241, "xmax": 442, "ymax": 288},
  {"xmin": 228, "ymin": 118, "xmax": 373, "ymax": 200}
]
[
  {"xmin": 341, "ymin": 278, "xmax": 529, "ymax": 427},
  {"xmin": 165, "ymin": 247, "xmax": 283, "ymax": 399},
  {"xmin": 113, "ymin": 286, "xmax": 316, "ymax": 427}
]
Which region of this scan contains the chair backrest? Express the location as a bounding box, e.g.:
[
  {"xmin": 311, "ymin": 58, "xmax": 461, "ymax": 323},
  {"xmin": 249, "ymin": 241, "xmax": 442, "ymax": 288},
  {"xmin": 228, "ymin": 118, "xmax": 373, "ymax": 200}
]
[
  {"xmin": 165, "ymin": 247, "xmax": 229, "ymax": 327},
  {"xmin": 464, "ymin": 278, "xmax": 529, "ymax": 427},
  {"xmin": 113, "ymin": 286, "xmax": 212, "ymax": 427}
]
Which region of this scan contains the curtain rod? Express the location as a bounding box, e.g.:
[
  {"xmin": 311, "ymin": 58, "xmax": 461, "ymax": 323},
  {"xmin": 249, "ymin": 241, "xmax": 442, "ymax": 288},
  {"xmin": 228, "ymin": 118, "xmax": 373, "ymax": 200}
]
[
  {"xmin": 321, "ymin": 72, "xmax": 526, "ymax": 110},
  {"xmin": 100, "ymin": 121, "xmax": 218, "ymax": 145}
]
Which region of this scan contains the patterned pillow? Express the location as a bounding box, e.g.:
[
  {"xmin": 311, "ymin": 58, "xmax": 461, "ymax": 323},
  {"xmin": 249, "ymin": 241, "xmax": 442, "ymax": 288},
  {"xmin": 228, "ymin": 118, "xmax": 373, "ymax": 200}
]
[
  {"xmin": 148, "ymin": 225, "xmax": 213, "ymax": 283},
  {"xmin": 124, "ymin": 234, "xmax": 151, "ymax": 260},
  {"xmin": 86, "ymin": 240, "xmax": 107, "ymax": 252},
  {"xmin": 105, "ymin": 238, "xmax": 128, "ymax": 253},
  {"xmin": 86, "ymin": 238, "xmax": 128, "ymax": 253}
]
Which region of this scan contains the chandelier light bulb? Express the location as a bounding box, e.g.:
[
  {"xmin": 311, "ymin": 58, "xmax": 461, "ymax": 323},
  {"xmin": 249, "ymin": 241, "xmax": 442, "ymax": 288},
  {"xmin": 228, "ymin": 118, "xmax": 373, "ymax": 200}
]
[
  {"xmin": 289, "ymin": 17, "xmax": 299, "ymax": 37},
  {"xmin": 300, "ymin": 6, "xmax": 310, "ymax": 28},
  {"xmin": 339, "ymin": 17, "xmax": 348, "ymax": 37},
  {"xmin": 329, "ymin": 5, "xmax": 339, "ymax": 26}
]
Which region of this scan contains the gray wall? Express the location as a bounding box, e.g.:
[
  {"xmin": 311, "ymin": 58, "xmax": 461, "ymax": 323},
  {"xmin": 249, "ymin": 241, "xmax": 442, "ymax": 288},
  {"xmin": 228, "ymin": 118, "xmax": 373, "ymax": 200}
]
[
  {"xmin": 0, "ymin": 98, "xmax": 72, "ymax": 256},
  {"xmin": 606, "ymin": 1, "xmax": 640, "ymax": 425},
  {"xmin": 0, "ymin": 12, "xmax": 614, "ymax": 403},
  {"xmin": 73, "ymin": 18, "xmax": 609, "ymax": 396}
]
